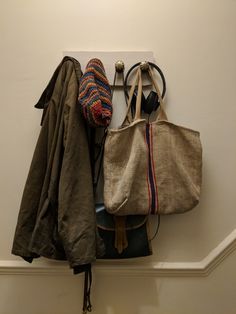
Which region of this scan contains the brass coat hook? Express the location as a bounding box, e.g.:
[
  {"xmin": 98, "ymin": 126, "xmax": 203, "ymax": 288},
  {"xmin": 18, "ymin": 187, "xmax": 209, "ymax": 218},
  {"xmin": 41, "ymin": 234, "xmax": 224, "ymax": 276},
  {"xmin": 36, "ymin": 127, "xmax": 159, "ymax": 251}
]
[
  {"xmin": 140, "ymin": 61, "xmax": 149, "ymax": 71},
  {"xmin": 115, "ymin": 60, "xmax": 125, "ymax": 72}
]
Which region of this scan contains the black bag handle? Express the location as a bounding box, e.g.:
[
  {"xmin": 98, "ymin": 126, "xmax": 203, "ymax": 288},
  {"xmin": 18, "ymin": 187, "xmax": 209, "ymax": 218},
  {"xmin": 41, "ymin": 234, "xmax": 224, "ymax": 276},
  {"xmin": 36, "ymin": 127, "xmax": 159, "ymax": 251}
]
[
  {"xmin": 124, "ymin": 61, "xmax": 166, "ymax": 98},
  {"xmin": 124, "ymin": 61, "xmax": 166, "ymax": 116}
]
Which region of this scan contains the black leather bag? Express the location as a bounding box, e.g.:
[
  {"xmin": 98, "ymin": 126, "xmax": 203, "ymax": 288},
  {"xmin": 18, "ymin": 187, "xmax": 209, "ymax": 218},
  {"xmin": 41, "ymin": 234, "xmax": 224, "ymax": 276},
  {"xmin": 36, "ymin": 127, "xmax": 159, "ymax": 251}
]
[{"xmin": 96, "ymin": 203, "xmax": 152, "ymax": 259}]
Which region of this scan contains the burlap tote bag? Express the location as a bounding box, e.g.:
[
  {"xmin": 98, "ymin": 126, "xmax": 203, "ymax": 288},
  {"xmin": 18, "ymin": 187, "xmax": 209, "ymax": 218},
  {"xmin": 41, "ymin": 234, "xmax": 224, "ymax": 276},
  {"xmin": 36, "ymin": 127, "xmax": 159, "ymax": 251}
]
[{"xmin": 103, "ymin": 66, "xmax": 202, "ymax": 215}]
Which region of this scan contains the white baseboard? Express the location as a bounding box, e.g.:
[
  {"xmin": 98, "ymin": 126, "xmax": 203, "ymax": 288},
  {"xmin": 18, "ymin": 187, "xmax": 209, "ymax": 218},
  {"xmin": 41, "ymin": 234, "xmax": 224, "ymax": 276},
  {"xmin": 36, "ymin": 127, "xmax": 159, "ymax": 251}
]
[{"xmin": 1, "ymin": 229, "xmax": 236, "ymax": 277}]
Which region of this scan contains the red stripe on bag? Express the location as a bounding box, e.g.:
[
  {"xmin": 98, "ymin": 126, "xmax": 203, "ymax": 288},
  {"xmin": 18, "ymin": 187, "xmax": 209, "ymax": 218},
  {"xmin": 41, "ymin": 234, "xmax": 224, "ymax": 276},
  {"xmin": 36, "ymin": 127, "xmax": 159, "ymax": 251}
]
[{"xmin": 144, "ymin": 127, "xmax": 152, "ymax": 213}]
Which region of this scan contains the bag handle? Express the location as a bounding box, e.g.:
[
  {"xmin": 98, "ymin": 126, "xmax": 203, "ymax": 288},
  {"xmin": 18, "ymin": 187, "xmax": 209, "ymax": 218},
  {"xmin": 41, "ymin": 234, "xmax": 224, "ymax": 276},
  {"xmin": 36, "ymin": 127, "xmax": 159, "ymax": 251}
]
[
  {"xmin": 121, "ymin": 67, "xmax": 142, "ymax": 125},
  {"xmin": 147, "ymin": 66, "xmax": 167, "ymax": 121},
  {"xmin": 134, "ymin": 68, "xmax": 143, "ymax": 121}
]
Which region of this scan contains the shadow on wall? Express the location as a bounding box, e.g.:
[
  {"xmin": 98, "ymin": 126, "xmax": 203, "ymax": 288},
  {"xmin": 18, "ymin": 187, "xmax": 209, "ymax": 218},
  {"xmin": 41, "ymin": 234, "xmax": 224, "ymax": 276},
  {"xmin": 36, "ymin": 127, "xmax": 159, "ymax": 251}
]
[
  {"xmin": 0, "ymin": 274, "xmax": 160, "ymax": 314},
  {"xmin": 149, "ymin": 157, "xmax": 211, "ymax": 262},
  {"xmin": 0, "ymin": 274, "xmax": 84, "ymax": 314},
  {"xmin": 93, "ymin": 275, "xmax": 160, "ymax": 314}
]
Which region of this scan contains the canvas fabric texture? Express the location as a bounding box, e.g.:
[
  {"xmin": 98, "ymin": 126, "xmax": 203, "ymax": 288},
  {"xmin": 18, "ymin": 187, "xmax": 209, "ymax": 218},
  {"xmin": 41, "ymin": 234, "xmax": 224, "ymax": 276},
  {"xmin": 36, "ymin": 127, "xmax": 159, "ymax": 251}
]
[{"xmin": 103, "ymin": 67, "xmax": 202, "ymax": 216}]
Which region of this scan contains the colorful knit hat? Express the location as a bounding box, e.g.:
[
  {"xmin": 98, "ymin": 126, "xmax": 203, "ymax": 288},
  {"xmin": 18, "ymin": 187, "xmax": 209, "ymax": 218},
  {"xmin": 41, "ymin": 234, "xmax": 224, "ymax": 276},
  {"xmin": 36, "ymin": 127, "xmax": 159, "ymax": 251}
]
[{"xmin": 79, "ymin": 58, "xmax": 112, "ymax": 128}]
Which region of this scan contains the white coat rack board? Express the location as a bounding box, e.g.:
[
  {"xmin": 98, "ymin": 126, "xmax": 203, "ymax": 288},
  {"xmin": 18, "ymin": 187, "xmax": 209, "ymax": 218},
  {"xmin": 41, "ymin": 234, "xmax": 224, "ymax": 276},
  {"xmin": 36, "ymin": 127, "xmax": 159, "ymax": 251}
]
[
  {"xmin": 63, "ymin": 51, "xmax": 156, "ymax": 128},
  {"xmin": 63, "ymin": 51, "xmax": 155, "ymax": 85}
]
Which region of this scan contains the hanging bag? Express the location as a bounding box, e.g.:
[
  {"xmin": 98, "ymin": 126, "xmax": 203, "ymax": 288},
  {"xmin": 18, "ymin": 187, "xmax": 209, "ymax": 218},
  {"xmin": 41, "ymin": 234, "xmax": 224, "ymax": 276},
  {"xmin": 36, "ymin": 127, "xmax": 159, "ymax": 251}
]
[
  {"xmin": 103, "ymin": 65, "xmax": 202, "ymax": 216},
  {"xmin": 92, "ymin": 62, "xmax": 153, "ymax": 258},
  {"xmin": 96, "ymin": 203, "xmax": 153, "ymax": 258},
  {"xmin": 94, "ymin": 138, "xmax": 153, "ymax": 258}
]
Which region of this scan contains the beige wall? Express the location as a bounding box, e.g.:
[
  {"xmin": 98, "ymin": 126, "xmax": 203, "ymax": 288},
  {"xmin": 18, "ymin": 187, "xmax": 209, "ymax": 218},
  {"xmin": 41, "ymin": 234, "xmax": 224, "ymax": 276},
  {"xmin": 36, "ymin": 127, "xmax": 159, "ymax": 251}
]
[{"xmin": 0, "ymin": 0, "xmax": 236, "ymax": 313}]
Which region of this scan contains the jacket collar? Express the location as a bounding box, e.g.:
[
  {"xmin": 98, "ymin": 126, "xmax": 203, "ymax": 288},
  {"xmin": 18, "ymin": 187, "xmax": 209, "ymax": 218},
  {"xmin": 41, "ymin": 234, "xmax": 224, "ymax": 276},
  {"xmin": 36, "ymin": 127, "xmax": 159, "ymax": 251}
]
[
  {"xmin": 35, "ymin": 56, "xmax": 81, "ymax": 110},
  {"xmin": 34, "ymin": 56, "xmax": 82, "ymax": 125}
]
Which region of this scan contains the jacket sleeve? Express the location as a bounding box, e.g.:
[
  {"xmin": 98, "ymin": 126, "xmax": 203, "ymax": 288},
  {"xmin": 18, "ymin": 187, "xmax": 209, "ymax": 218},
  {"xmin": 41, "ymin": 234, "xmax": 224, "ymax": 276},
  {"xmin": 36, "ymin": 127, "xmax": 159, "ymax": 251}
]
[{"xmin": 58, "ymin": 69, "xmax": 97, "ymax": 268}]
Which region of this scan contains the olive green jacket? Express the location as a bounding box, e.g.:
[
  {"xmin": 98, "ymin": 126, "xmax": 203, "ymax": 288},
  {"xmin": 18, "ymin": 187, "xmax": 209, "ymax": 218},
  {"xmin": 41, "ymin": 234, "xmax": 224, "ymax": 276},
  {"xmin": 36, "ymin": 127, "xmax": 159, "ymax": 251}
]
[{"xmin": 12, "ymin": 57, "xmax": 104, "ymax": 271}]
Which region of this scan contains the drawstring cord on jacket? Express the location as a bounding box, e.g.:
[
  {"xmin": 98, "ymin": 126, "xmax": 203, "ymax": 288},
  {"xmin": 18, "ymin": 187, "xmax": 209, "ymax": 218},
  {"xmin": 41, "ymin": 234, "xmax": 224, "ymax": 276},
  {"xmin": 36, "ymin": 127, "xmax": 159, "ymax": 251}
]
[{"xmin": 82, "ymin": 265, "xmax": 92, "ymax": 314}]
